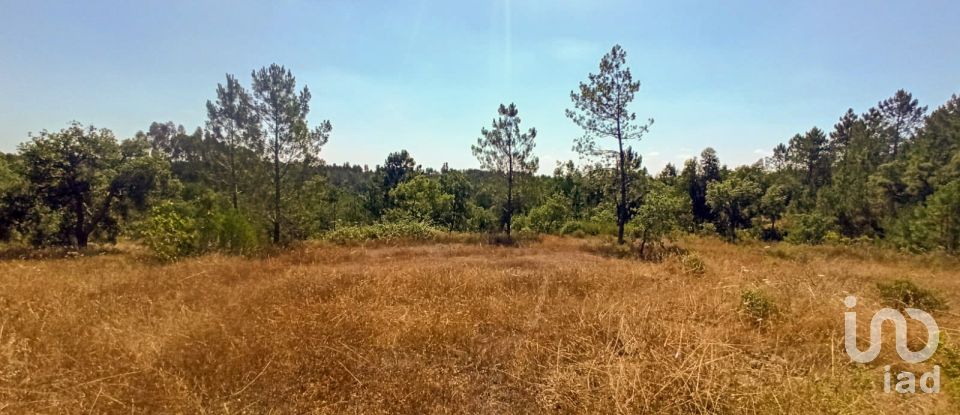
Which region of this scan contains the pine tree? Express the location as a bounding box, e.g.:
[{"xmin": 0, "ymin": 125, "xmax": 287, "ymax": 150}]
[
  {"xmin": 251, "ymin": 64, "xmax": 331, "ymax": 244},
  {"xmin": 206, "ymin": 73, "xmax": 261, "ymax": 210},
  {"xmin": 566, "ymin": 45, "xmax": 653, "ymax": 244},
  {"xmin": 472, "ymin": 103, "xmax": 538, "ymax": 236}
]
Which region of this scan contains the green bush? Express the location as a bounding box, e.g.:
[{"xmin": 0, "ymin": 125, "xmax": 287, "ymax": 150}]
[
  {"xmin": 887, "ymin": 182, "xmax": 960, "ymax": 253},
  {"xmin": 466, "ymin": 204, "xmax": 497, "ymax": 233},
  {"xmin": 211, "ymin": 209, "xmax": 261, "ymax": 255},
  {"xmin": 323, "ymin": 221, "xmax": 440, "ymax": 245},
  {"xmin": 559, "ymin": 220, "xmax": 615, "ymax": 237},
  {"xmin": 141, "ymin": 202, "xmax": 198, "ymax": 261},
  {"xmin": 526, "ymin": 193, "xmax": 571, "ymax": 234},
  {"xmin": 877, "ymin": 280, "xmax": 946, "ymax": 310},
  {"xmin": 740, "ymin": 289, "xmax": 778, "ymax": 323},
  {"xmin": 784, "ymin": 213, "xmax": 834, "ymax": 245},
  {"xmin": 679, "ymin": 253, "xmax": 706, "ymax": 275}
]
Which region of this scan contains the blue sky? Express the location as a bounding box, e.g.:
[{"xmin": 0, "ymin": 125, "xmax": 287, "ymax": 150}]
[{"xmin": 2, "ymin": 0, "xmax": 959, "ymax": 173}]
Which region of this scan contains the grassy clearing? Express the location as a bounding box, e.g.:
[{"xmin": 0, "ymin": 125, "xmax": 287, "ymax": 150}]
[{"xmin": 0, "ymin": 237, "xmax": 957, "ymax": 413}]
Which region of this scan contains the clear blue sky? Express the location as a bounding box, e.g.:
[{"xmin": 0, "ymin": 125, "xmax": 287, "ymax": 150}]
[{"xmin": 2, "ymin": 0, "xmax": 959, "ymax": 173}]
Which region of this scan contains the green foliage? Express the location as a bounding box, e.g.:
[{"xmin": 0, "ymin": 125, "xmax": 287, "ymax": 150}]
[
  {"xmin": 385, "ymin": 175, "xmax": 454, "ymax": 227},
  {"xmin": 141, "ymin": 202, "xmax": 198, "ymax": 261},
  {"xmin": 740, "ymin": 289, "xmax": 778, "ymax": 323},
  {"xmin": 679, "ymin": 253, "xmax": 706, "ymax": 275},
  {"xmin": 526, "ymin": 193, "xmax": 571, "ymax": 234},
  {"xmin": 706, "ymin": 171, "xmax": 763, "ymax": 241},
  {"xmin": 559, "ymin": 220, "xmax": 615, "ymax": 237},
  {"xmin": 466, "ymin": 204, "xmax": 498, "ymax": 233},
  {"xmin": 204, "ymin": 208, "xmax": 261, "ymax": 255},
  {"xmin": 629, "ymin": 182, "xmax": 687, "ymax": 253},
  {"xmin": 206, "ymin": 73, "xmax": 260, "ymax": 210},
  {"xmin": 877, "ymin": 280, "xmax": 946, "ymax": 310},
  {"xmin": 472, "ymin": 103, "xmax": 539, "ymax": 235},
  {"xmin": 783, "ymin": 212, "xmax": 834, "ymax": 245},
  {"xmin": 17, "ymin": 123, "xmax": 171, "ymax": 247},
  {"xmin": 251, "ymin": 64, "xmax": 331, "ymax": 244},
  {"xmin": 888, "ymin": 181, "xmax": 960, "ymax": 253},
  {"xmin": 139, "ymin": 197, "xmax": 262, "ymax": 261},
  {"xmin": 439, "ymin": 169, "xmax": 474, "ymax": 231},
  {"xmin": 322, "ymin": 221, "xmax": 440, "ymax": 245},
  {"xmin": 759, "ymin": 184, "xmax": 791, "ymax": 238},
  {"xmin": 567, "ymin": 44, "xmax": 652, "ymax": 244}
]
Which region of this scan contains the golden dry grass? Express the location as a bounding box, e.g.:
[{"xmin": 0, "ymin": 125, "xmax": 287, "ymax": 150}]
[{"xmin": 0, "ymin": 236, "xmax": 958, "ymax": 414}]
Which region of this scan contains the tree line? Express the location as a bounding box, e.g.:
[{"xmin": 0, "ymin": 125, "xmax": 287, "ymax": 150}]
[{"xmin": 1, "ymin": 46, "xmax": 958, "ymax": 257}]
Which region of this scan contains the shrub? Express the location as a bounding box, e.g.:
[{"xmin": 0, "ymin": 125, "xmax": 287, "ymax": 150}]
[
  {"xmin": 323, "ymin": 221, "xmax": 440, "ymax": 245},
  {"xmin": 141, "ymin": 202, "xmax": 198, "ymax": 261},
  {"xmin": 559, "ymin": 220, "xmax": 615, "ymax": 237},
  {"xmin": 629, "ymin": 182, "xmax": 686, "ymax": 254},
  {"xmin": 698, "ymin": 222, "xmax": 718, "ymax": 237},
  {"xmin": 740, "ymin": 289, "xmax": 778, "ymax": 323},
  {"xmin": 888, "ymin": 182, "xmax": 960, "ymax": 253},
  {"xmin": 466, "ymin": 204, "xmax": 498, "ymax": 233},
  {"xmin": 387, "ymin": 176, "xmax": 454, "ymax": 227},
  {"xmin": 784, "ymin": 213, "xmax": 834, "ymax": 245},
  {"xmin": 679, "ymin": 253, "xmax": 706, "ymax": 275},
  {"xmin": 212, "ymin": 209, "xmax": 261, "ymax": 255},
  {"xmin": 877, "ymin": 280, "xmax": 946, "ymax": 311},
  {"xmin": 526, "ymin": 193, "xmax": 571, "ymax": 234}
]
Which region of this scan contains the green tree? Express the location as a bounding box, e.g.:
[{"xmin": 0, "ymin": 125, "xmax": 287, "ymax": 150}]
[
  {"xmin": 822, "ymin": 118, "xmax": 885, "ymax": 236},
  {"xmin": 902, "ymin": 94, "xmax": 960, "ymax": 199},
  {"xmin": 788, "ymin": 127, "xmax": 831, "ymax": 197},
  {"xmin": 366, "ymin": 150, "xmax": 421, "ymax": 218},
  {"xmin": 386, "ymin": 175, "xmax": 453, "ymax": 225},
  {"xmin": 706, "ymin": 172, "xmax": 762, "ymax": 241},
  {"xmin": 567, "ymin": 44, "xmax": 653, "ymax": 244},
  {"xmin": 630, "ymin": 182, "xmax": 686, "ymax": 255},
  {"xmin": 439, "ymin": 168, "xmax": 473, "ymax": 231},
  {"xmin": 472, "ymin": 103, "xmax": 538, "ymax": 236},
  {"xmin": 526, "ymin": 192, "xmax": 571, "ymax": 234},
  {"xmin": 914, "ymin": 181, "xmax": 960, "ymax": 252},
  {"xmin": 141, "ymin": 121, "xmax": 186, "ymax": 159},
  {"xmin": 875, "ymin": 89, "xmax": 927, "ymax": 158},
  {"xmin": 699, "ymin": 147, "xmax": 722, "ymax": 183},
  {"xmin": 206, "ymin": 73, "xmax": 261, "ymax": 210},
  {"xmin": 759, "ymin": 183, "xmax": 790, "ymax": 234},
  {"xmin": 19, "ymin": 123, "xmax": 170, "ymax": 248},
  {"xmin": 552, "ymin": 161, "xmax": 589, "ymax": 219},
  {"xmin": 251, "ymin": 64, "xmax": 332, "ymax": 243}
]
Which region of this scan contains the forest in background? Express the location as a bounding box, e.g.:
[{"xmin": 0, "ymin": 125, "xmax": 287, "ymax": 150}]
[{"xmin": 0, "ymin": 45, "xmax": 958, "ymax": 260}]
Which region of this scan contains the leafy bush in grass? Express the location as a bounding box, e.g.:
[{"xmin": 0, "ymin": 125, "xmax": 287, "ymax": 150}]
[
  {"xmin": 141, "ymin": 201, "xmax": 198, "ymax": 261},
  {"xmin": 740, "ymin": 289, "xmax": 778, "ymax": 324},
  {"xmin": 877, "ymin": 280, "xmax": 946, "ymax": 310},
  {"xmin": 557, "ymin": 220, "xmax": 616, "ymax": 237},
  {"xmin": 784, "ymin": 213, "xmax": 834, "ymax": 245},
  {"xmin": 140, "ymin": 199, "xmax": 263, "ymax": 261},
  {"xmin": 526, "ymin": 193, "xmax": 571, "ymax": 234},
  {"xmin": 204, "ymin": 209, "xmax": 261, "ymax": 255},
  {"xmin": 323, "ymin": 221, "xmax": 440, "ymax": 245},
  {"xmin": 679, "ymin": 253, "xmax": 706, "ymax": 275}
]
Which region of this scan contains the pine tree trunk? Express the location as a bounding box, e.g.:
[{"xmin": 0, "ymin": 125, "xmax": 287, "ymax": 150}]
[
  {"xmin": 616, "ymin": 133, "xmax": 627, "ymax": 245},
  {"xmin": 230, "ymin": 142, "xmax": 239, "ymax": 210},
  {"xmin": 506, "ymin": 158, "xmax": 513, "ymax": 237},
  {"xmin": 272, "ymin": 132, "xmax": 281, "ymax": 244}
]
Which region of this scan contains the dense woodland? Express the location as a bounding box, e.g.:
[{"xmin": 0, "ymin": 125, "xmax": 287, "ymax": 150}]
[{"xmin": 1, "ymin": 46, "xmax": 959, "ymax": 259}]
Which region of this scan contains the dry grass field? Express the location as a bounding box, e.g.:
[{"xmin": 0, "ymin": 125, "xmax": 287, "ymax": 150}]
[{"xmin": 1, "ymin": 236, "xmax": 958, "ymax": 414}]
